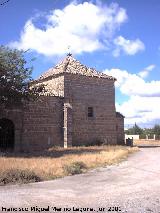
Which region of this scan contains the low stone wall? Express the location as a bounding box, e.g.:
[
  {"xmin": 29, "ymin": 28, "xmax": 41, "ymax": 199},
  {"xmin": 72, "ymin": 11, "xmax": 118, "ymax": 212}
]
[{"xmin": 125, "ymin": 135, "xmax": 139, "ymax": 140}]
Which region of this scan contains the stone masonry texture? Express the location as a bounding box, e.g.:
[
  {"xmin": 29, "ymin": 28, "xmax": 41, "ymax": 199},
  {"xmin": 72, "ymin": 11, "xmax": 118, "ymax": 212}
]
[{"xmin": 0, "ymin": 55, "xmax": 124, "ymax": 151}]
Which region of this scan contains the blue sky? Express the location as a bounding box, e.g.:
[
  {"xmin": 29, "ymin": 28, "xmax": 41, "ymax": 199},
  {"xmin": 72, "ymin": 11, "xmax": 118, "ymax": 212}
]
[{"xmin": 1, "ymin": 0, "xmax": 160, "ymax": 128}]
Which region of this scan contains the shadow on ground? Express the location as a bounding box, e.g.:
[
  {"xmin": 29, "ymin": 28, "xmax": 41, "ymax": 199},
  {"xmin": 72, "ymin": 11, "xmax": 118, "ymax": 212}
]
[
  {"xmin": 0, "ymin": 146, "xmax": 111, "ymax": 158},
  {"xmin": 137, "ymin": 145, "xmax": 160, "ymax": 148}
]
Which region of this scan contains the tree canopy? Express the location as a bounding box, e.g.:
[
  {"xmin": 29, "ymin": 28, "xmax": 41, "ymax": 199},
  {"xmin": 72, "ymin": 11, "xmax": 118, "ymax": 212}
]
[
  {"xmin": 0, "ymin": 45, "xmax": 43, "ymax": 107},
  {"xmin": 125, "ymin": 123, "xmax": 143, "ymax": 135},
  {"xmin": 125, "ymin": 123, "xmax": 160, "ymax": 139}
]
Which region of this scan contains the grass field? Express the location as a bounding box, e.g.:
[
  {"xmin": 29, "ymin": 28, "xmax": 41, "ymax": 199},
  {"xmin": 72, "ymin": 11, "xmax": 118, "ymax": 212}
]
[
  {"xmin": 133, "ymin": 139, "xmax": 160, "ymax": 146},
  {"xmin": 0, "ymin": 145, "xmax": 138, "ymax": 185}
]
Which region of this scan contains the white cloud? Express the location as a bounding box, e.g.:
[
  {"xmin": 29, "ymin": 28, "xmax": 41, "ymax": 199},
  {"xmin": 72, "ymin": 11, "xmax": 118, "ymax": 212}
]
[
  {"xmin": 138, "ymin": 71, "xmax": 149, "ymax": 78},
  {"xmin": 113, "ymin": 36, "xmax": 145, "ymax": 56},
  {"xmin": 104, "ymin": 66, "xmax": 160, "ymax": 126},
  {"xmin": 104, "ymin": 67, "xmax": 160, "ymax": 97},
  {"xmin": 138, "ymin": 64, "xmax": 155, "ymax": 78},
  {"xmin": 116, "ymin": 96, "xmax": 160, "ymax": 125},
  {"xmin": 104, "ymin": 68, "xmax": 129, "ymax": 87},
  {"xmin": 10, "ymin": 2, "xmax": 127, "ymax": 56},
  {"xmin": 145, "ymin": 64, "xmax": 156, "ymax": 71}
]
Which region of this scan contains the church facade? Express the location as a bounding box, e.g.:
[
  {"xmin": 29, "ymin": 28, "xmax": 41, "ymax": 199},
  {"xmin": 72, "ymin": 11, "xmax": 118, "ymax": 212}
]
[{"xmin": 0, "ymin": 55, "xmax": 124, "ymax": 151}]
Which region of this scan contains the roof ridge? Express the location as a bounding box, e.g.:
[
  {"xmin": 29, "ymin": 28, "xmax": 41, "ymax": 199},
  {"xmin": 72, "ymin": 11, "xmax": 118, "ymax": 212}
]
[{"xmin": 38, "ymin": 55, "xmax": 116, "ymax": 81}]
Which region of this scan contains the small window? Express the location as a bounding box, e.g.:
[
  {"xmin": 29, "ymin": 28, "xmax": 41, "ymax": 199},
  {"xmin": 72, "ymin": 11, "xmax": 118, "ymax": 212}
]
[{"xmin": 88, "ymin": 107, "xmax": 94, "ymax": 117}]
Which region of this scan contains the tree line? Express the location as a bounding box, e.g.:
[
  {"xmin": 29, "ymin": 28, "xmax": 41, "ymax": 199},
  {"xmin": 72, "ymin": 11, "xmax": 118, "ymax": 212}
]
[{"xmin": 125, "ymin": 123, "xmax": 160, "ymax": 139}]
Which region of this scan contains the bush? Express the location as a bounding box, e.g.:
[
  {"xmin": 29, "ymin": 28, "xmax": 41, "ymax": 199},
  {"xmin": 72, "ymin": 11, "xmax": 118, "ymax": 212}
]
[
  {"xmin": 63, "ymin": 161, "xmax": 87, "ymax": 175},
  {"xmin": 0, "ymin": 169, "xmax": 42, "ymax": 185}
]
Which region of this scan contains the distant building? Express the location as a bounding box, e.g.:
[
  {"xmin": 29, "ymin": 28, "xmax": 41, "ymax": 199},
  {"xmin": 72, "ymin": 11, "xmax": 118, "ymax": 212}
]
[{"xmin": 0, "ymin": 55, "xmax": 124, "ymax": 151}]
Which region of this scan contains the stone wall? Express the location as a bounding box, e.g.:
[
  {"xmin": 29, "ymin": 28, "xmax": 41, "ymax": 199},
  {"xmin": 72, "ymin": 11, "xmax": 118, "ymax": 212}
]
[
  {"xmin": 64, "ymin": 73, "xmax": 117, "ymax": 146},
  {"xmin": 116, "ymin": 113, "xmax": 125, "ymax": 145},
  {"xmin": 0, "ymin": 71, "xmax": 124, "ymax": 151},
  {"xmin": 37, "ymin": 74, "xmax": 64, "ymax": 97},
  {"xmin": 0, "ymin": 108, "xmax": 23, "ymax": 151},
  {"xmin": 22, "ymin": 96, "xmax": 63, "ymax": 151}
]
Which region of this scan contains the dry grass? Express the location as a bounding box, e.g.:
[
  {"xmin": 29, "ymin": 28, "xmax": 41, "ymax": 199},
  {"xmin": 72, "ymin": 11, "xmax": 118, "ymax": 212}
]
[
  {"xmin": 0, "ymin": 145, "xmax": 138, "ymax": 184},
  {"xmin": 134, "ymin": 139, "xmax": 160, "ymax": 146},
  {"xmin": 0, "ymin": 169, "xmax": 41, "ymax": 185}
]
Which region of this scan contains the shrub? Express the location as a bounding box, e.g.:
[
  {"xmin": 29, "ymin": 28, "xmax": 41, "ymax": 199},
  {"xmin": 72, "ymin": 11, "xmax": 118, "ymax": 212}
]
[
  {"xmin": 63, "ymin": 161, "xmax": 87, "ymax": 175},
  {"xmin": 0, "ymin": 169, "xmax": 42, "ymax": 185}
]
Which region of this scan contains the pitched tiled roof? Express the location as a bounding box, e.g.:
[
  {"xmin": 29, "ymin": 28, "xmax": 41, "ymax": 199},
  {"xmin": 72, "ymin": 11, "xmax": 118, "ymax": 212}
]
[{"xmin": 38, "ymin": 54, "xmax": 116, "ymax": 81}]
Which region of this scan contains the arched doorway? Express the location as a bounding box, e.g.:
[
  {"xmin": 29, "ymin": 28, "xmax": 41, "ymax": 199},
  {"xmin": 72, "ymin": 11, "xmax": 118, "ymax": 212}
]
[{"xmin": 0, "ymin": 118, "xmax": 15, "ymax": 151}]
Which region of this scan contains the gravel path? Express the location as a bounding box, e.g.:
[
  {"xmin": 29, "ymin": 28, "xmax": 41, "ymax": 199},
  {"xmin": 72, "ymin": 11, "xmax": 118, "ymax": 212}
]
[{"xmin": 0, "ymin": 147, "xmax": 160, "ymax": 213}]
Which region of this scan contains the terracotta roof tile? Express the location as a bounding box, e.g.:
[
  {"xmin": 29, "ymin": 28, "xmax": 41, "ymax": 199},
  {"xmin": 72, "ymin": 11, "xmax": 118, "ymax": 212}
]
[{"xmin": 38, "ymin": 54, "xmax": 116, "ymax": 81}]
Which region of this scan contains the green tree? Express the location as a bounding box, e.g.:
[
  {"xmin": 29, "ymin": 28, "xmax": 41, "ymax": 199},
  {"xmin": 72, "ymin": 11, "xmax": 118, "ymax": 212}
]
[
  {"xmin": 133, "ymin": 123, "xmax": 143, "ymax": 135},
  {"xmin": 0, "ymin": 45, "xmax": 43, "ymax": 107},
  {"xmin": 153, "ymin": 125, "xmax": 160, "ymax": 135},
  {"xmin": 125, "ymin": 123, "xmax": 143, "ymax": 135}
]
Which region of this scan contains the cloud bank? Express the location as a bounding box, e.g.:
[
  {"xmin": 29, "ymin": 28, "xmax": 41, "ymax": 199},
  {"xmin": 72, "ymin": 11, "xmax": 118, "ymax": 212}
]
[
  {"xmin": 104, "ymin": 65, "xmax": 160, "ymax": 126},
  {"xmin": 10, "ymin": 1, "xmax": 144, "ymax": 57},
  {"xmin": 10, "ymin": 2, "xmax": 127, "ymax": 55}
]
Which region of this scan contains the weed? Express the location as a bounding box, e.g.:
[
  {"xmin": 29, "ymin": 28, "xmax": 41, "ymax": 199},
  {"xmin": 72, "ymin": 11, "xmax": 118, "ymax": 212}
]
[
  {"xmin": 0, "ymin": 169, "xmax": 42, "ymax": 185},
  {"xmin": 0, "ymin": 146, "xmax": 138, "ymax": 184},
  {"xmin": 63, "ymin": 161, "xmax": 87, "ymax": 175}
]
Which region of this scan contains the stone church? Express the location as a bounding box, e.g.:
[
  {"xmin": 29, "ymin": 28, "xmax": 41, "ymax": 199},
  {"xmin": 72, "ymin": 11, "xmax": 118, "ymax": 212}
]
[{"xmin": 0, "ymin": 54, "xmax": 124, "ymax": 151}]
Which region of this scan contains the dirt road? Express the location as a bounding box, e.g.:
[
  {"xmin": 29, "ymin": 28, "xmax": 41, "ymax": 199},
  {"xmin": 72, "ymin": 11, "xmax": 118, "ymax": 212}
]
[{"xmin": 0, "ymin": 147, "xmax": 160, "ymax": 213}]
